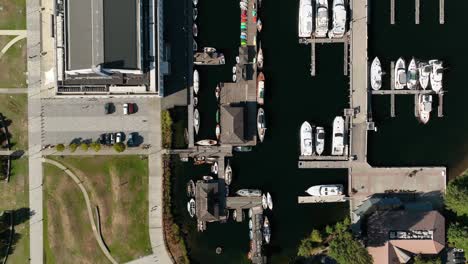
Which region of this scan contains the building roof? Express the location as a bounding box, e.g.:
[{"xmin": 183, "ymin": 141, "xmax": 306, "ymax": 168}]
[
  {"xmin": 220, "ymin": 106, "xmax": 245, "ymax": 144},
  {"xmin": 195, "ymin": 181, "xmax": 220, "ymax": 222},
  {"xmin": 66, "ymin": 0, "xmax": 138, "ymax": 71},
  {"xmin": 367, "ymin": 210, "xmax": 445, "ymax": 264}
]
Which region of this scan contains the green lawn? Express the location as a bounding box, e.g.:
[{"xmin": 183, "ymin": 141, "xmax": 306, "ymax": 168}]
[
  {"xmin": 0, "ymin": 38, "xmax": 27, "ymax": 88},
  {"xmin": 0, "ymin": 0, "xmax": 26, "ymax": 29},
  {"xmin": 0, "ymin": 157, "xmax": 29, "ymax": 263},
  {"xmin": 0, "ymin": 94, "xmax": 27, "ymax": 150},
  {"xmin": 48, "ymin": 156, "xmax": 152, "ymax": 262}
]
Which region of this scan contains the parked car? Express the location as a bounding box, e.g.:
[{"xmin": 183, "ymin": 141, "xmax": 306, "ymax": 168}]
[
  {"xmin": 127, "ymin": 133, "xmax": 134, "ymax": 147},
  {"xmin": 105, "ymin": 133, "xmax": 111, "ymax": 145},
  {"xmin": 110, "ymin": 133, "xmax": 115, "ymax": 144},
  {"xmin": 116, "ymin": 132, "xmax": 123, "ymax": 143},
  {"xmin": 128, "ymin": 103, "xmax": 135, "ymax": 114},
  {"xmin": 99, "ymin": 134, "xmax": 106, "ymax": 144},
  {"xmin": 104, "ymin": 102, "xmax": 114, "ymax": 114},
  {"xmin": 123, "ymin": 103, "xmax": 128, "ymax": 115}
]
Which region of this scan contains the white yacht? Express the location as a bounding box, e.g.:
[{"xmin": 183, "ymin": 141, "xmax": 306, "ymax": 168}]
[
  {"xmin": 394, "ymin": 57, "xmax": 406, "ymax": 90},
  {"xmin": 315, "ymin": 0, "xmax": 329, "ymax": 38},
  {"xmin": 300, "ymin": 121, "xmax": 313, "ymax": 156},
  {"xmin": 225, "ymin": 162, "xmax": 232, "ymax": 185},
  {"xmin": 331, "ymin": 116, "xmax": 345, "ymax": 156},
  {"xmin": 257, "ymin": 46, "xmax": 264, "ymax": 69},
  {"xmin": 298, "ymin": 0, "xmax": 313, "ymax": 38},
  {"xmin": 257, "ymin": 108, "xmax": 266, "ymax": 143},
  {"xmin": 215, "ymin": 124, "xmax": 220, "ymax": 140},
  {"xmin": 193, "ymin": 0, "xmax": 198, "ymax": 6},
  {"xmin": 236, "ymin": 189, "xmax": 262, "ymax": 197},
  {"xmin": 262, "ymin": 194, "xmax": 268, "ymax": 209},
  {"xmin": 193, "ymin": 69, "xmax": 199, "ymax": 94},
  {"xmin": 306, "ymin": 184, "xmax": 343, "ymax": 196},
  {"xmin": 429, "ymin": 60, "xmax": 443, "ymax": 93},
  {"xmin": 329, "ymin": 0, "xmax": 346, "ymax": 38},
  {"xmin": 194, "ymin": 108, "xmax": 200, "ymax": 135},
  {"xmin": 370, "ymin": 57, "xmax": 382, "ymax": 90},
  {"xmin": 187, "ymin": 198, "xmax": 196, "ymax": 218},
  {"xmin": 266, "ymin": 192, "xmax": 273, "ymax": 210},
  {"xmin": 417, "ymin": 94, "xmax": 432, "ymax": 124},
  {"xmin": 315, "ymin": 126, "xmax": 325, "ymax": 155},
  {"xmin": 407, "ymin": 58, "xmax": 418, "ymax": 89},
  {"xmin": 418, "ymin": 62, "xmax": 431, "ymax": 90}
]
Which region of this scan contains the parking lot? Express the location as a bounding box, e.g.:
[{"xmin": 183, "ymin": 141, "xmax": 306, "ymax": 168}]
[{"xmin": 42, "ymin": 97, "xmax": 159, "ymax": 146}]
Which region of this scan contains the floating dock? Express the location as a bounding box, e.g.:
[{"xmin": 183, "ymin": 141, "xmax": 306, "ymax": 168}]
[
  {"xmin": 440, "ymin": 0, "xmax": 445, "ymax": 24},
  {"xmin": 307, "ymin": 35, "xmax": 349, "ymax": 76},
  {"xmin": 298, "ymin": 195, "xmax": 347, "ymax": 204},
  {"xmin": 390, "ymin": 0, "xmax": 395, "ymax": 24}
]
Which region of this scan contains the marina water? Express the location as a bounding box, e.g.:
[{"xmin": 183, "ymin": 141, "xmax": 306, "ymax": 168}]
[{"xmin": 165, "ymin": 0, "xmax": 468, "ymax": 263}]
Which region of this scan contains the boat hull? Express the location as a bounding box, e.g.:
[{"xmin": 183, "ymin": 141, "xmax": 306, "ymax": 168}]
[
  {"xmin": 257, "ymin": 108, "xmax": 266, "ymax": 142},
  {"xmin": 300, "ymin": 121, "xmax": 313, "ymax": 156},
  {"xmin": 407, "ymin": 58, "xmax": 418, "ymax": 90},
  {"xmin": 331, "ymin": 116, "xmax": 345, "ymax": 156},
  {"xmin": 370, "ymin": 57, "xmax": 382, "ymax": 90},
  {"xmin": 394, "ymin": 58, "xmax": 406, "ymax": 90},
  {"xmin": 298, "ymin": 0, "xmax": 313, "ymax": 38}
]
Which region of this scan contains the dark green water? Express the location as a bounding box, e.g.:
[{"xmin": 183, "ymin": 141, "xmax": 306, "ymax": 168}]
[{"xmin": 165, "ymin": 0, "xmax": 468, "ymax": 263}]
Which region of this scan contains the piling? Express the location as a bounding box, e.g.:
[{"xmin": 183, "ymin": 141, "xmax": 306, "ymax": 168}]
[
  {"xmin": 438, "ymin": 92, "xmax": 444, "ymax": 117},
  {"xmin": 390, "ymin": 0, "xmax": 395, "ymax": 24},
  {"xmin": 439, "ymin": 0, "xmax": 445, "ymax": 24},
  {"xmin": 390, "ymin": 61, "xmax": 395, "ymax": 117},
  {"xmin": 310, "ymin": 43, "xmax": 316, "ymax": 76},
  {"xmin": 415, "ymin": 0, "xmax": 420, "ymax": 24}
]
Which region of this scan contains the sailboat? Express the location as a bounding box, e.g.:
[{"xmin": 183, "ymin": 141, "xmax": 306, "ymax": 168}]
[
  {"xmin": 298, "ymin": 0, "xmax": 313, "ymax": 38},
  {"xmin": 215, "ymin": 124, "xmax": 221, "ymax": 140},
  {"xmin": 196, "ymin": 139, "xmax": 217, "ymax": 146},
  {"xmin": 407, "ymin": 58, "xmax": 418, "ymax": 89},
  {"xmin": 193, "ymin": 69, "xmax": 199, "ymax": 94},
  {"xmin": 418, "ymin": 62, "xmax": 431, "ymax": 90},
  {"xmin": 266, "ymin": 192, "xmax": 273, "ymax": 210},
  {"xmin": 394, "ymin": 57, "xmax": 406, "ymax": 90},
  {"xmin": 417, "ymin": 94, "xmax": 432, "ymax": 124},
  {"xmin": 331, "ymin": 116, "xmax": 345, "ymax": 156},
  {"xmin": 315, "ymin": 0, "xmax": 329, "ymax": 38},
  {"xmin": 429, "ymin": 60, "xmax": 443, "ymax": 93},
  {"xmin": 257, "ymin": 72, "xmax": 265, "ymax": 105},
  {"xmin": 262, "ymin": 194, "xmax": 268, "ymax": 210},
  {"xmin": 370, "ymin": 57, "xmax": 382, "ymax": 90},
  {"xmin": 315, "ymin": 126, "xmax": 325, "ymax": 155},
  {"xmin": 257, "ymin": 108, "xmax": 266, "ymax": 142},
  {"xmin": 187, "ymin": 198, "xmax": 196, "ymax": 217},
  {"xmin": 194, "ymin": 108, "xmax": 200, "ymax": 135},
  {"xmin": 329, "ymin": 0, "xmax": 346, "ymax": 38},
  {"xmin": 193, "ymin": 23, "xmax": 198, "ymax": 37},
  {"xmin": 300, "ymin": 121, "xmax": 313, "ymax": 156},
  {"xmin": 257, "ymin": 46, "xmax": 264, "ymax": 70}
]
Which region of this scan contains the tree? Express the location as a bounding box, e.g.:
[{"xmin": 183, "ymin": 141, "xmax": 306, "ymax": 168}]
[
  {"xmin": 56, "ymin": 144, "xmax": 65, "ymax": 152},
  {"xmin": 69, "ymin": 143, "xmax": 78, "ymax": 153},
  {"xmin": 90, "ymin": 142, "xmax": 101, "ymax": 152},
  {"xmin": 328, "ymin": 232, "xmax": 373, "ymax": 264},
  {"xmin": 113, "ymin": 142, "xmax": 126, "ymax": 153},
  {"xmin": 161, "ymin": 110, "xmax": 173, "ymax": 149},
  {"xmin": 445, "ymin": 172, "xmax": 468, "ymax": 216},
  {"xmin": 297, "ymin": 229, "xmax": 324, "ymax": 257},
  {"xmin": 448, "ymin": 223, "xmax": 468, "ymax": 252},
  {"xmin": 413, "ymin": 255, "xmax": 441, "ymax": 264},
  {"xmin": 80, "ymin": 143, "xmax": 89, "ymax": 151}
]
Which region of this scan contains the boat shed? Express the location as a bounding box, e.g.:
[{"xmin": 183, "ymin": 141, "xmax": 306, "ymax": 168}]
[
  {"xmin": 195, "ymin": 181, "xmax": 223, "ymax": 222},
  {"xmin": 220, "ymin": 106, "xmax": 245, "ymax": 145}
]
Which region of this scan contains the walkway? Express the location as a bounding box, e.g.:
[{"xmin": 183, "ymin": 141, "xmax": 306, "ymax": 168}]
[
  {"xmin": 0, "ymin": 88, "xmax": 27, "ymax": 93},
  {"xmin": 42, "ymin": 158, "xmax": 118, "ymax": 264},
  {"xmin": 0, "ymin": 33, "xmax": 26, "ymax": 59}
]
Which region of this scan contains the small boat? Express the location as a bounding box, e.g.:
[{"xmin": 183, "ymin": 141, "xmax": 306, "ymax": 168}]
[
  {"xmin": 249, "ymin": 230, "xmax": 253, "ymax": 240},
  {"xmin": 225, "ymin": 161, "xmax": 233, "ymax": 185},
  {"xmin": 236, "ymin": 56, "xmax": 240, "ymax": 63},
  {"xmin": 407, "ymin": 58, "xmax": 418, "ymax": 89},
  {"xmin": 233, "ymin": 209, "xmax": 237, "ymax": 221},
  {"xmin": 257, "ymin": 72, "xmax": 265, "ymax": 105},
  {"xmin": 263, "ymin": 217, "xmax": 271, "ymax": 244},
  {"xmin": 257, "ymin": 18, "xmax": 262, "ymax": 32},
  {"xmin": 300, "ymin": 121, "xmax": 313, "ymax": 156},
  {"xmin": 429, "ymin": 60, "xmax": 443, "ymax": 93},
  {"xmin": 328, "ymin": 0, "xmax": 346, "ymax": 38},
  {"xmin": 331, "ymin": 116, "xmax": 345, "ymax": 156},
  {"xmin": 306, "ymin": 184, "xmax": 343, "ymax": 196},
  {"xmin": 194, "ymin": 108, "xmax": 200, "ymax": 135},
  {"xmin": 298, "ymin": 0, "xmax": 313, "ymax": 38},
  {"xmin": 211, "ymin": 161, "xmax": 218, "ymax": 175},
  {"xmin": 315, "ymin": 0, "xmax": 329, "ymax": 38},
  {"xmin": 215, "ymin": 124, "xmax": 221, "ymax": 140},
  {"xmin": 193, "ymin": 69, "xmax": 199, "ymax": 94},
  {"xmin": 394, "ymin": 57, "xmax": 406, "ymax": 90},
  {"xmin": 232, "ymin": 74, "xmax": 237, "ymax": 82},
  {"xmin": 193, "ymin": 23, "xmax": 198, "ymax": 37},
  {"xmin": 193, "ymin": 0, "xmax": 198, "ymax": 6},
  {"xmin": 216, "ymin": 109, "xmax": 220, "ymax": 123},
  {"xmin": 194, "ymin": 96, "xmax": 198, "ymax": 107},
  {"xmin": 249, "ymin": 219, "xmax": 253, "ymax": 229},
  {"xmin": 417, "ymin": 94, "xmax": 432, "ymax": 124},
  {"xmin": 187, "ymin": 198, "xmax": 196, "ymax": 218},
  {"xmin": 204, "ymin": 47, "xmax": 216, "ymax": 53},
  {"xmin": 187, "ymin": 180, "xmax": 195, "ymax": 197},
  {"xmin": 370, "ymin": 57, "xmax": 382, "ymax": 90},
  {"xmin": 233, "ymin": 146, "xmax": 253, "ymax": 152},
  {"xmin": 248, "ymin": 208, "xmax": 253, "ymax": 218},
  {"xmin": 418, "ymin": 62, "xmax": 431, "ymax": 90},
  {"xmin": 232, "ymin": 66, "xmax": 237, "ymax": 74},
  {"xmin": 193, "ymin": 39, "xmax": 198, "ymax": 51},
  {"xmin": 196, "ymin": 139, "xmax": 217, "ymax": 146},
  {"xmin": 203, "ymin": 175, "xmax": 213, "ymax": 181},
  {"xmin": 257, "ymin": 47, "xmax": 264, "ymax": 70},
  {"xmin": 257, "ymin": 108, "xmax": 266, "ymax": 143},
  {"xmin": 266, "ymin": 192, "xmax": 273, "ymax": 210},
  {"xmin": 262, "ymin": 194, "xmax": 268, "ymax": 210},
  {"xmin": 315, "ymin": 126, "xmax": 325, "ymax": 155},
  {"xmin": 236, "ymin": 189, "xmax": 262, "ymax": 197},
  {"xmin": 193, "ymin": 8, "xmax": 198, "ymax": 21}
]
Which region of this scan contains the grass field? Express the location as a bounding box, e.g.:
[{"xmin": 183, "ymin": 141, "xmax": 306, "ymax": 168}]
[
  {"xmin": 0, "ymin": 38, "xmax": 27, "ymax": 88},
  {"xmin": 43, "ymin": 163, "xmax": 110, "ymax": 264},
  {"xmin": 0, "ymin": 158, "xmax": 29, "ymax": 263},
  {"xmin": 0, "ymin": 94, "xmax": 27, "ymax": 150},
  {"xmin": 0, "ymin": 0, "xmax": 26, "ymax": 29},
  {"xmin": 48, "ymin": 156, "xmax": 152, "ymax": 262}
]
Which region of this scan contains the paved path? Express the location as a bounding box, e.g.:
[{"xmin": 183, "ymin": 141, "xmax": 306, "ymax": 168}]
[
  {"xmin": 0, "ymin": 34, "xmax": 26, "ymax": 59},
  {"xmin": 0, "ymin": 30, "xmax": 27, "ymax": 36},
  {"xmin": 41, "ymin": 147, "xmax": 151, "ymax": 156},
  {"xmin": 42, "ymin": 158, "xmax": 118, "ymax": 264},
  {"xmin": 0, "ymin": 88, "xmax": 27, "ymax": 93}
]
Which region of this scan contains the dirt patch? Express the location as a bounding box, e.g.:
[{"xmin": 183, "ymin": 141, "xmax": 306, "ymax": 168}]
[{"xmin": 0, "ymin": 0, "xmax": 26, "ymax": 29}]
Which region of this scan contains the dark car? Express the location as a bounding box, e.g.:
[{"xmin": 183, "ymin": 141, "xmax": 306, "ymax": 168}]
[
  {"xmin": 99, "ymin": 134, "xmax": 106, "ymax": 144},
  {"xmin": 127, "ymin": 133, "xmax": 134, "ymax": 147},
  {"xmin": 105, "ymin": 133, "xmax": 111, "ymax": 145},
  {"xmin": 128, "ymin": 103, "xmax": 135, "ymax": 114},
  {"xmin": 104, "ymin": 102, "xmax": 114, "ymax": 114}
]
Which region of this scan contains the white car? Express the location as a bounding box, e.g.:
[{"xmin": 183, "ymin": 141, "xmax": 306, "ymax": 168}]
[
  {"xmin": 116, "ymin": 132, "xmax": 123, "ymax": 143},
  {"xmin": 123, "ymin": 103, "xmax": 128, "ymax": 115}
]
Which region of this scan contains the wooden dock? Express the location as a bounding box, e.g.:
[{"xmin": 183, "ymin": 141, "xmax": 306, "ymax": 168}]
[
  {"xmin": 308, "ymin": 35, "xmax": 349, "ymax": 76},
  {"xmin": 415, "ymin": 0, "xmax": 420, "ymax": 24},
  {"xmin": 438, "ymin": 92, "xmax": 444, "ymax": 117},
  {"xmin": 299, "ymin": 155, "xmax": 349, "ymax": 161},
  {"xmin": 298, "ymin": 195, "xmax": 347, "ymax": 204},
  {"xmin": 390, "ymin": 61, "xmax": 395, "ymax": 117},
  {"xmin": 390, "ymin": 0, "xmax": 395, "ymax": 24},
  {"xmin": 298, "ymin": 160, "xmax": 350, "ymax": 169},
  {"xmin": 440, "ymin": 0, "xmax": 445, "ymax": 24},
  {"xmin": 310, "ymin": 43, "xmax": 316, "ymax": 76}
]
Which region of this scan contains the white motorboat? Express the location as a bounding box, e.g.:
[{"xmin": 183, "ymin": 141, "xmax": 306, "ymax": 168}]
[
  {"xmin": 187, "ymin": 180, "xmax": 195, "ymax": 197},
  {"xmin": 249, "ymin": 230, "xmax": 253, "ymax": 240},
  {"xmin": 370, "ymin": 57, "xmax": 382, "ymax": 90},
  {"xmin": 187, "ymin": 198, "xmax": 196, "ymax": 218},
  {"xmin": 193, "ymin": 23, "xmax": 198, "ymax": 37},
  {"xmin": 315, "ymin": 0, "xmax": 329, "ymax": 38},
  {"xmin": 215, "ymin": 85, "xmax": 220, "ymax": 100},
  {"xmin": 196, "ymin": 139, "xmax": 217, "ymax": 146},
  {"xmin": 194, "ymin": 108, "xmax": 200, "ymax": 135},
  {"xmin": 306, "ymin": 184, "xmax": 343, "ymax": 196},
  {"xmin": 225, "ymin": 161, "xmax": 232, "ymax": 185},
  {"xmin": 257, "ymin": 72, "xmax": 265, "ymax": 105},
  {"xmin": 204, "ymin": 47, "xmax": 216, "ymax": 53},
  {"xmin": 193, "ymin": 69, "xmax": 199, "ymax": 94},
  {"xmin": 193, "ymin": 8, "xmax": 198, "ymax": 21},
  {"xmin": 193, "ymin": 39, "xmax": 198, "ymax": 51},
  {"xmin": 315, "ymin": 126, "xmax": 325, "ymax": 155},
  {"xmin": 417, "ymin": 94, "xmax": 432, "ymax": 124},
  {"xmin": 300, "ymin": 121, "xmax": 313, "ymax": 156},
  {"xmin": 429, "ymin": 60, "xmax": 443, "ymax": 93},
  {"xmin": 394, "ymin": 57, "xmax": 406, "ymax": 90},
  {"xmin": 329, "ymin": 0, "xmax": 346, "ymax": 38},
  {"xmin": 263, "ymin": 217, "xmax": 271, "ymax": 244},
  {"xmin": 193, "ymin": 0, "xmax": 198, "ymax": 6},
  {"xmin": 298, "ymin": 0, "xmax": 313, "ymax": 38},
  {"xmin": 262, "ymin": 194, "xmax": 268, "ymax": 210},
  {"xmin": 331, "ymin": 116, "xmax": 345, "ymax": 156},
  {"xmin": 257, "ymin": 108, "xmax": 266, "ymax": 143},
  {"xmin": 418, "ymin": 62, "xmax": 431, "ymax": 90},
  {"xmin": 257, "ymin": 18, "xmax": 263, "ymax": 32},
  {"xmin": 215, "ymin": 124, "xmax": 221, "ymax": 140},
  {"xmin": 203, "ymin": 175, "xmax": 213, "ymax": 181},
  {"xmin": 232, "ymin": 74, "xmax": 237, "ymax": 82},
  {"xmin": 249, "ymin": 219, "xmax": 253, "ymax": 229},
  {"xmin": 236, "ymin": 189, "xmax": 262, "ymax": 197},
  {"xmin": 266, "ymin": 192, "xmax": 273, "ymax": 210},
  {"xmin": 211, "ymin": 161, "xmax": 218, "ymax": 175},
  {"xmin": 407, "ymin": 58, "xmax": 418, "ymax": 89},
  {"xmin": 248, "ymin": 208, "xmax": 253, "ymax": 218},
  {"xmin": 194, "ymin": 96, "xmax": 198, "ymax": 107},
  {"xmin": 232, "ymin": 66, "xmax": 236, "ymax": 74},
  {"xmin": 257, "ymin": 47, "xmax": 264, "ymax": 69},
  {"xmin": 233, "ymin": 209, "xmax": 237, "ymax": 221}
]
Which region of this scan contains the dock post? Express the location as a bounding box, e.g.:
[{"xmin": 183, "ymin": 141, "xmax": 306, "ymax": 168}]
[
  {"xmin": 439, "ymin": 0, "xmax": 445, "ymax": 24},
  {"xmin": 343, "ymin": 38, "xmax": 348, "ymax": 75},
  {"xmin": 390, "ymin": 61, "xmax": 396, "ymax": 117},
  {"xmin": 415, "ymin": 0, "xmax": 420, "ymax": 24},
  {"xmin": 311, "ymin": 42, "xmax": 316, "ymax": 76},
  {"xmin": 390, "ymin": 0, "xmax": 395, "ymax": 24},
  {"xmin": 414, "ymin": 94, "xmax": 419, "ymax": 117},
  {"xmin": 438, "ymin": 92, "xmax": 444, "ymax": 117}
]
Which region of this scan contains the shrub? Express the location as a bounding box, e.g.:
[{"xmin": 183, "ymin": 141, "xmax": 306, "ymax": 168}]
[
  {"xmin": 90, "ymin": 142, "xmax": 101, "ymax": 152},
  {"xmin": 69, "ymin": 143, "xmax": 78, "ymax": 152},
  {"xmin": 80, "ymin": 143, "xmax": 89, "ymax": 151},
  {"xmin": 56, "ymin": 144, "xmax": 65, "ymax": 152},
  {"xmin": 113, "ymin": 142, "xmax": 126, "ymax": 153},
  {"xmin": 445, "ymin": 172, "xmax": 468, "ymax": 216}
]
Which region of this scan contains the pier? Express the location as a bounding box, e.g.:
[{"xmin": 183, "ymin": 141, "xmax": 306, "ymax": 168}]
[
  {"xmin": 440, "ymin": 0, "xmax": 445, "ymax": 24},
  {"xmin": 298, "ymin": 195, "xmax": 347, "ymax": 204},
  {"xmin": 307, "ymin": 35, "xmax": 349, "ymax": 76},
  {"xmin": 390, "ymin": 0, "xmax": 395, "ymax": 24},
  {"xmin": 415, "ymin": 0, "xmax": 420, "ymax": 24}
]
